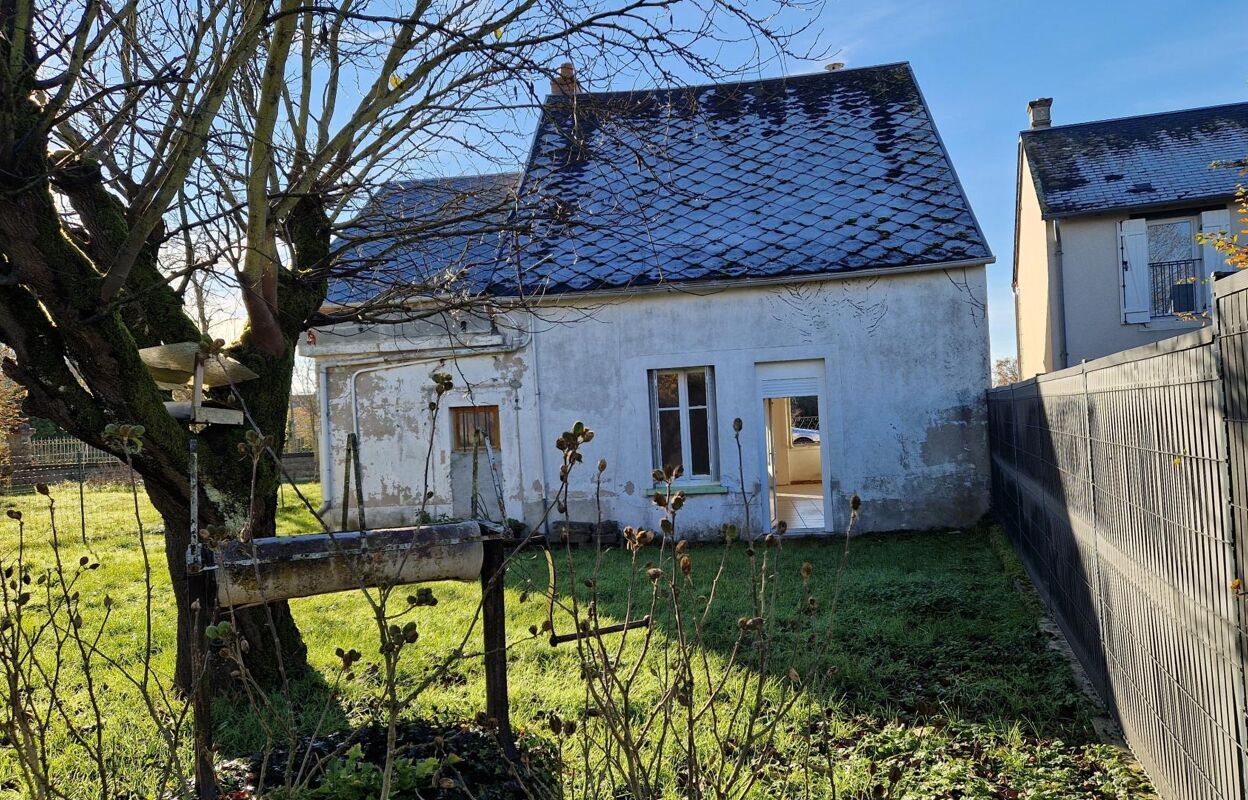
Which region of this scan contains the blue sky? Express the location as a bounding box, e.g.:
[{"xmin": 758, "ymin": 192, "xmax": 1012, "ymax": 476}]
[{"xmin": 777, "ymin": 0, "xmax": 1248, "ymax": 361}]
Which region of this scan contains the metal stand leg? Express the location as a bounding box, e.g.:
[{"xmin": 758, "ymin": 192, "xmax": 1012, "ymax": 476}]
[
  {"xmin": 190, "ymin": 569, "xmax": 218, "ymax": 800},
  {"xmin": 480, "ymin": 539, "xmax": 516, "ymax": 759},
  {"xmin": 188, "ymin": 437, "xmax": 218, "ymax": 800}
]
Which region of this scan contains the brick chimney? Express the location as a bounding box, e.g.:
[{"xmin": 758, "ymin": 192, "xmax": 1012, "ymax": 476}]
[
  {"xmin": 550, "ymin": 62, "xmax": 581, "ymax": 96},
  {"xmin": 1027, "ymin": 97, "xmax": 1053, "ymax": 129}
]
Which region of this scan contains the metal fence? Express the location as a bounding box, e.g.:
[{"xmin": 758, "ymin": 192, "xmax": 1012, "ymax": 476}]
[
  {"xmin": 29, "ymin": 437, "xmax": 117, "ymax": 466},
  {"xmin": 1, "ymin": 435, "xmax": 130, "ymax": 492},
  {"xmin": 988, "ymin": 269, "xmax": 1248, "ymax": 800},
  {"xmin": 1, "ymin": 434, "xmax": 319, "ymax": 494}
]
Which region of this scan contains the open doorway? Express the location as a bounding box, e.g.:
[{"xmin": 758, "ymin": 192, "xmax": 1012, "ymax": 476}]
[{"xmin": 764, "ymin": 394, "xmax": 824, "ymax": 531}]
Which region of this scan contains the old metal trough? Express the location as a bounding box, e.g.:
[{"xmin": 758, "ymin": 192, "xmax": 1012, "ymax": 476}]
[
  {"xmin": 201, "ymin": 518, "xmax": 518, "ymax": 758},
  {"xmin": 212, "ymin": 521, "xmax": 495, "ymax": 608}
]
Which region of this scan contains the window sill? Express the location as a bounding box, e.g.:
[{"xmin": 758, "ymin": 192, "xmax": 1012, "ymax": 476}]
[
  {"xmin": 1139, "ymin": 316, "xmax": 1209, "ymax": 331},
  {"xmin": 650, "ymin": 483, "xmax": 730, "ymax": 496}
]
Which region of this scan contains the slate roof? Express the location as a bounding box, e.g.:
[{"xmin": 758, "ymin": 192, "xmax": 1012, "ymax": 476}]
[
  {"xmin": 1021, "ymin": 102, "xmax": 1248, "ymax": 219},
  {"xmin": 500, "ymin": 63, "xmax": 990, "ymax": 295},
  {"xmin": 329, "ymin": 63, "xmax": 991, "ymax": 303},
  {"xmin": 328, "ymin": 172, "xmax": 518, "ymax": 306}
]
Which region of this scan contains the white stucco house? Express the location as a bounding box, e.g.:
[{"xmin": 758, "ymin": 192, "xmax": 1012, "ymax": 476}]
[
  {"xmin": 1014, "ymin": 98, "xmax": 1247, "ymax": 377},
  {"xmin": 302, "ymin": 62, "xmax": 994, "ymax": 538}
]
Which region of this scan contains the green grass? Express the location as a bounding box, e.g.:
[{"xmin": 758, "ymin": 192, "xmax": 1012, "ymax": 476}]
[{"xmin": 0, "ymin": 481, "xmax": 1153, "ymax": 798}]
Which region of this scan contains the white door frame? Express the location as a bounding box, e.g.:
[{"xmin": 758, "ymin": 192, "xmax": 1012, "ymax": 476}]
[{"xmin": 755, "ymin": 359, "xmax": 831, "ymax": 533}]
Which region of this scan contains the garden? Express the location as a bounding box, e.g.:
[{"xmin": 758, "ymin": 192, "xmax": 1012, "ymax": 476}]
[{"xmin": 0, "ymin": 480, "xmax": 1152, "ymax": 799}]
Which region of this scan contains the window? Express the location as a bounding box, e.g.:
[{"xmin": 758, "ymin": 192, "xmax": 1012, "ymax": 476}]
[
  {"xmin": 1146, "ymin": 217, "xmax": 1202, "ymax": 317},
  {"xmin": 451, "ymin": 406, "xmax": 501, "ymax": 451},
  {"xmin": 649, "ymin": 367, "xmax": 717, "ymax": 481},
  {"xmin": 1120, "ymin": 210, "xmax": 1228, "ymax": 322},
  {"xmin": 788, "ymin": 396, "xmax": 820, "ymax": 447}
]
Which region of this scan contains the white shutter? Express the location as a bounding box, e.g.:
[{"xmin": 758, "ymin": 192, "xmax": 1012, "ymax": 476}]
[
  {"xmin": 1200, "ymin": 208, "xmax": 1232, "ymax": 276},
  {"xmin": 760, "ymin": 377, "xmax": 820, "ymax": 398},
  {"xmin": 1120, "ymin": 218, "xmax": 1151, "ymax": 323}
]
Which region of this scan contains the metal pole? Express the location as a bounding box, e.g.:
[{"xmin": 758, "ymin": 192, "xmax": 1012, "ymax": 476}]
[
  {"xmin": 77, "ymin": 449, "xmax": 86, "ymax": 546},
  {"xmin": 350, "ymin": 432, "xmax": 366, "ymax": 531},
  {"xmin": 472, "ymin": 431, "xmax": 481, "ymax": 520},
  {"xmin": 341, "ymin": 434, "xmax": 353, "ymax": 531},
  {"xmin": 187, "ymin": 438, "xmax": 218, "ymax": 799}
]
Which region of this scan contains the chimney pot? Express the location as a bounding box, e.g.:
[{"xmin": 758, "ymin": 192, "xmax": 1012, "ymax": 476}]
[
  {"xmin": 550, "ymin": 61, "xmax": 581, "ymax": 96},
  {"xmin": 1027, "ymin": 97, "xmax": 1053, "ymax": 129}
]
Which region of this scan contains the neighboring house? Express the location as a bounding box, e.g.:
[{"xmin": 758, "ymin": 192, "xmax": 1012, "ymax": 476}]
[
  {"xmin": 302, "ymin": 62, "xmax": 994, "ymax": 538},
  {"xmin": 1014, "ymin": 98, "xmax": 1248, "ymax": 377}
]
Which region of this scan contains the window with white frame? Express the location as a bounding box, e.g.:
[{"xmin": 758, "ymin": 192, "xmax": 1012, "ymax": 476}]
[
  {"xmin": 1120, "ymin": 209, "xmax": 1230, "ymax": 322},
  {"xmin": 649, "ymin": 367, "xmax": 717, "ymax": 481}
]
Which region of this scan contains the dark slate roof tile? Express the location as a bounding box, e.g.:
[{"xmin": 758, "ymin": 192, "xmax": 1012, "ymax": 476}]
[
  {"xmin": 327, "ymin": 172, "xmax": 518, "ymax": 305},
  {"xmin": 1022, "ymin": 102, "xmax": 1248, "ymax": 218},
  {"xmin": 494, "ymin": 62, "xmax": 989, "ymax": 295}
]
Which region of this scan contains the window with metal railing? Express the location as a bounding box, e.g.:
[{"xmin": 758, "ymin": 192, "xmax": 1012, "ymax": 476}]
[{"xmin": 1149, "ymin": 258, "xmax": 1204, "ymax": 317}]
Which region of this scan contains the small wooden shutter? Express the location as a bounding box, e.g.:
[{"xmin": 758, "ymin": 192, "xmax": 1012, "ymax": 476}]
[
  {"xmin": 1200, "ymin": 209, "xmax": 1232, "ymax": 276},
  {"xmin": 1120, "ymin": 218, "xmax": 1151, "ymax": 323}
]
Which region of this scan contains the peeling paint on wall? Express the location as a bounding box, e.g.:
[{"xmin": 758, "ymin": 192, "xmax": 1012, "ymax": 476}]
[{"xmin": 305, "ymin": 267, "xmax": 991, "ymax": 536}]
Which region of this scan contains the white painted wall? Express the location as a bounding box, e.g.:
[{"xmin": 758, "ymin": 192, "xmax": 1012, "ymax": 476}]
[
  {"xmin": 787, "ymin": 445, "xmax": 821, "ymax": 483},
  {"xmin": 304, "ymin": 265, "xmax": 992, "ymax": 537}
]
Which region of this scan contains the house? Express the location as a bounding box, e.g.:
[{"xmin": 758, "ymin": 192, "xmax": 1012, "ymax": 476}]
[
  {"xmin": 1014, "ymin": 98, "xmax": 1248, "ymax": 377},
  {"xmin": 301, "ymin": 62, "xmax": 994, "ymax": 538}
]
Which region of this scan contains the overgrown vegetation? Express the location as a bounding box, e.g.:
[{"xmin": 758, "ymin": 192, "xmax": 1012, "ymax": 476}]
[{"xmin": 1, "ymin": 480, "xmax": 1152, "ymax": 798}]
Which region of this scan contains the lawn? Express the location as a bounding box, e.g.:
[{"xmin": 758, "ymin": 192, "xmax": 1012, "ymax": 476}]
[{"xmin": 0, "ymin": 480, "xmax": 1153, "ymax": 799}]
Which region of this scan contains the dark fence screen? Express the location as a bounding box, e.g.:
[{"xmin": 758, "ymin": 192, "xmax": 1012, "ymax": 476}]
[{"xmin": 989, "ymin": 269, "xmax": 1248, "ymax": 800}]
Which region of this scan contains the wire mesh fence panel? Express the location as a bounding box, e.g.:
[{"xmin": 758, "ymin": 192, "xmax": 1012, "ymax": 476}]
[
  {"xmin": 1, "ymin": 434, "xmax": 319, "ymax": 494},
  {"xmin": 990, "ymin": 281, "xmax": 1248, "ymax": 800}
]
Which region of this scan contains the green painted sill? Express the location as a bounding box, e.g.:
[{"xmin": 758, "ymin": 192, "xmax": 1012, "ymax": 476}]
[{"xmin": 650, "ymin": 483, "xmax": 730, "ymax": 496}]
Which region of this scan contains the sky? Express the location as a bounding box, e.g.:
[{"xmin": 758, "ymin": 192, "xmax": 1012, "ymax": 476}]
[{"xmin": 774, "ymin": 0, "xmax": 1248, "ymax": 362}]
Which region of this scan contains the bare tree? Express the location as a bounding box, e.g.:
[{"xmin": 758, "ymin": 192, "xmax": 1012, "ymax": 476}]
[
  {"xmin": 993, "ymin": 356, "xmax": 1019, "ymax": 387},
  {"xmin": 0, "ymin": 0, "xmax": 820, "ymax": 689}
]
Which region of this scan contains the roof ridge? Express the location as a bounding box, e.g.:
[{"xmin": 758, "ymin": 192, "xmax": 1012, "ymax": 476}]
[
  {"xmin": 1021, "ymin": 99, "xmax": 1248, "ymax": 137},
  {"xmin": 389, "ymin": 171, "xmax": 522, "ymax": 188},
  {"xmin": 542, "ymin": 62, "xmax": 912, "ymax": 102}
]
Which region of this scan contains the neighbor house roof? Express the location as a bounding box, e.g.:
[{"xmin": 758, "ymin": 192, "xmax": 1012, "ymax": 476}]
[
  {"xmin": 328, "ymin": 172, "xmax": 518, "ymax": 306},
  {"xmin": 1021, "ymin": 102, "xmax": 1248, "ymax": 219},
  {"xmin": 500, "ymin": 62, "xmax": 990, "ymax": 295}
]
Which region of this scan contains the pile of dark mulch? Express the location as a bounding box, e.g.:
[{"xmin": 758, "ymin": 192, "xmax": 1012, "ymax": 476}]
[{"xmin": 246, "ymin": 719, "xmax": 557, "ymax": 799}]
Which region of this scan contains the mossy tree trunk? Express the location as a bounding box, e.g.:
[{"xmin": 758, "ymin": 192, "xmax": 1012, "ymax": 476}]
[{"xmin": 0, "ymin": 83, "xmax": 327, "ymax": 690}]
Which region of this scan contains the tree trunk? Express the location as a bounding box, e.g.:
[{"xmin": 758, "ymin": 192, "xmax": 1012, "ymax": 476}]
[
  {"xmin": 0, "ymin": 125, "xmax": 327, "ymax": 693},
  {"xmin": 146, "ymin": 464, "xmax": 308, "ymax": 693}
]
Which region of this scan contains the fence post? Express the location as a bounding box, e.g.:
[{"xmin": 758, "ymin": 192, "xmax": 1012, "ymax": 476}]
[
  {"xmin": 8, "ymin": 423, "xmax": 32, "ymax": 484},
  {"xmin": 77, "ymin": 448, "xmax": 86, "ymax": 546},
  {"xmin": 1211, "ymin": 292, "xmax": 1248, "ymax": 797},
  {"xmin": 1079, "ymin": 360, "xmax": 1113, "ymax": 707}
]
